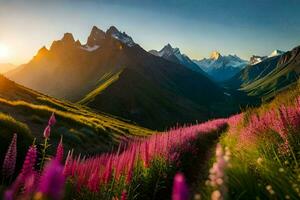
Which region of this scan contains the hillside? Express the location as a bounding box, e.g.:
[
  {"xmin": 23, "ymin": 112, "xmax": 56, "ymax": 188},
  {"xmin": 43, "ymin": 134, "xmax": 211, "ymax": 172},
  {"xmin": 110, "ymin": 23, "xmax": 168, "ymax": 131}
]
[
  {"xmin": 226, "ymin": 45, "xmax": 300, "ymax": 100},
  {"xmin": 0, "ymin": 75, "xmax": 152, "ymax": 156},
  {"xmin": 6, "ymin": 26, "xmax": 233, "ymax": 130}
]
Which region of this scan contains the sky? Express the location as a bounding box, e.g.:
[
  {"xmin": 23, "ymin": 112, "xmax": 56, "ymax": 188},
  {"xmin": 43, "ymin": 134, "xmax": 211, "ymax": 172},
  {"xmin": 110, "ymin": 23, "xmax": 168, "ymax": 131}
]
[{"xmin": 0, "ymin": 0, "xmax": 300, "ymax": 65}]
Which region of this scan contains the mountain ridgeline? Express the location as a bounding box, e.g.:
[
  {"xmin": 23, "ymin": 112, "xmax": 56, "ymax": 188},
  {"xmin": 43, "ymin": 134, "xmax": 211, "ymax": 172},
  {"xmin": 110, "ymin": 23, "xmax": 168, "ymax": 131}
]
[
  {"xmin": 6, "ymin": 26, "xmax": 235, "ymax": 130},
  {"xmin": 226, "ymin": 46, "xmax": 300, "ymax": 100},
  {"xmin": 193, "ymin": 51, "xmax": 248, "ymax": 82},
  {"xmin": 149, "ymin": 44, "xmax": 206, "ymax": 75}
]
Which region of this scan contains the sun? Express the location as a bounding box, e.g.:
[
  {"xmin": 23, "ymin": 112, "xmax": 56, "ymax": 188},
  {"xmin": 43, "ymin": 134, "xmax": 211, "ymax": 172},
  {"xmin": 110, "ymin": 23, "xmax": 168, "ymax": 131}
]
[{"xmin": 0, "ymin": 44, "xmax": 10, "ymax": 59}]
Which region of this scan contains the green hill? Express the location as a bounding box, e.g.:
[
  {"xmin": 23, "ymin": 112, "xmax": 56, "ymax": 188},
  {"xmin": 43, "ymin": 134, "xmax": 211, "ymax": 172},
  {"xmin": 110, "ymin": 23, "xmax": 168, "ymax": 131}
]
[
  {"xmin": 226, "ymin": 45, "xmax": 300, "ymax": 101},
  {"xmin": 0, "ymin": 75, "xmax": 153, "ymax": 156}
]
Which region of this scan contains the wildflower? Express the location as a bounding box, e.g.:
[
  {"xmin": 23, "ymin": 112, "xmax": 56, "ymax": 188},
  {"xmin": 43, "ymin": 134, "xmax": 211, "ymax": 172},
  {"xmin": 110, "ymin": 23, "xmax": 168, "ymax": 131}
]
[
  {"xmin": 87, "ymin": 171, "xmax": 100, "ymax": 192},
  {"xmin": 172, "ymin": 173, "xmax": 189, "ymax": 200},
  {"xmin": 43, "ymin": 125, "xmax": 51, "ymax": 138},
  {"xmin": 194, "ymin": 194, "xmax": 201, "ymax": 200},
  {"xmin": 121, "ymin": 190, "xmax": 127, "ymax": 200},
  {"xmin": 3, "ymin": 146, "xmax": 37, "ymax": 200},
  {"xmin": 63, "ymin": 150, "xmax": 73, "ymax": 177},
  {"xmin": 48, "ymin": 112, "xmax": 56, "ymax": 126},
  {"xmin": 23, "ymin": 171, "xmax": 37, "ymax": 198},
  {"xmin": 55, "ymin": 137, "xmax": 64, "ymax": 163},
  {"xmin": 266, "ymin": 185, "xmax": 275, "ymax": 195},
  {"xmin": 257, "ymin": 157, "xmax": 263, "ymax": 165},
  {"xmin": 284, "ymin": 160, "xmax": 289, "ymax": 165},
  {"xmin": 207, "ymin": 144, "xmax": 229, "ymax": 200},
  {"xmin": 37, "ymin": 159, "xmax": 65, "ymax": 200},
  {"xmin": 211, "ymin": 190, "xmax": 221, "ymax": 200},
  {"xmin": 20, "ymin": 145, "xmax": 37, "ymax": 178},
  {"xmin": 3, "ymin": 190, "xmax": 14, "ymax": 200},
  {"xmin": 2, "ymin": 133, "xmax": 17, "ymax": 178},
  {"xmin": 279, "ymin": 168, "xmax": 284, "ymax": 172}
]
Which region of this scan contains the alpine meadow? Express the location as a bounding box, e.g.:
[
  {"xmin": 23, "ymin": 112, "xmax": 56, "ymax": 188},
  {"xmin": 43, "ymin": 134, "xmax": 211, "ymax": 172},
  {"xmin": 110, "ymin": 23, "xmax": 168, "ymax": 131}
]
[{"xmin": 0, "ymin": 0, "xmax": 300, "ymax": 199}]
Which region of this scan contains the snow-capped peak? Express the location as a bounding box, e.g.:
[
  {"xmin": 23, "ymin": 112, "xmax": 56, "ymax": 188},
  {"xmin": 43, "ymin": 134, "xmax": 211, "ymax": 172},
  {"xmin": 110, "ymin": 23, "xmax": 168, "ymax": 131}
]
[
  {"xmin": 210, "ymin": 51, "xmax": 222, "ymax": 60},
  {"xmin": 268, "ymin": 49, "xmax": 285, "ymax": 58},
  {"xmin": 158, "ymin": 44, "xmax": 181, "ymax": 57},
  {"xmin": 149, "ymin": 44, "xmax": 204, "ymax": 74},
  {"xmin": 250, "ymin": 55, "xmax": 266, "ymax": 65},
  {"xmin": 249, "ymin": 50, "xmax": 285, "ymax": 65},
  {"xmin": 194, "ymin": 52, "xmax": 248, "ymax": 70},
  {"xmin": 106, "ymin": 26, "xmax": 136, "ymax": 47}
]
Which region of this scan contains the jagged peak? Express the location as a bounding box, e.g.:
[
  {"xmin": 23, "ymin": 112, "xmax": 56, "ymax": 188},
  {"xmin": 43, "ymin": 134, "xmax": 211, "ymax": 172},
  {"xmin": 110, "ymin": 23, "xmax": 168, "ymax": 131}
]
[
  {"xmin": 269, "ymin": 49, "xmax": 285, "ymax": 57},
  {"xmin": 87, "ymin": 26, "xmax": 106, "ymax": 46},
  {"xmin": 106, "ymin": 26, "xmax": 120, "ymax": 35},
  {"xmin": 106, "ymin": 26, "xmax": 135, "ymax": 47},
  {"xmin": 75, "ymin": 40, "xmax": 82, "ymax": 46},
  {"xmin": 160, "ymin": 43, "xmax": 181, "ymax": 55},
  {"xmin": 210, "ymin": 51, "xmax": 221, "ymax": 60},
  {"xmin": 90, "ymin": 26, "xmax": 105, "ymax": 36},
  {"xmin": 37, "ymin": 46, "xmax": 49, "ymax": 54},
  {"xmin": 62, "ymin": 33, "xmax": 75, "ymax": 43}
]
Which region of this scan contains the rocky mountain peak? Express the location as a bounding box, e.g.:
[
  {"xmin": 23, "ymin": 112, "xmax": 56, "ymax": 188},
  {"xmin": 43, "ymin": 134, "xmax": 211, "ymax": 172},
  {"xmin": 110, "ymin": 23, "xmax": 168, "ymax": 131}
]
[
  {"xmin": 87, "ymin": 26, "xmax": 106, "ymax": 46},
  {"xmin": 210, "ymin": 51, "xmax": 221, "ymax": 60}
]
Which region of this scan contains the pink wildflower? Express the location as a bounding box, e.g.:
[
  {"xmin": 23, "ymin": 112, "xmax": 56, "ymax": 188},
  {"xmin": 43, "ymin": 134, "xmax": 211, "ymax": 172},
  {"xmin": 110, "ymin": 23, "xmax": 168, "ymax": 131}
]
[
  {"xmin": 172, "ymin": 173, "xmax": 189, "ymax": 200},
  {"xmin": 38, "ymin": 159, "xmax": 65, "ymax": 200},
  {"xmin": 48, "ymin": 112, "xmax": 57, "ymax": 126},
  {"xmin": 2, "ymin": 134, "xmax": 17, "ymax": 178},
  {"xmin": 55, "ymin": 137, "xmax": 64, "ymax": 163},
  {"xmin": 43, "ymin": 125, "xmax": 51, "ymax": 138}
]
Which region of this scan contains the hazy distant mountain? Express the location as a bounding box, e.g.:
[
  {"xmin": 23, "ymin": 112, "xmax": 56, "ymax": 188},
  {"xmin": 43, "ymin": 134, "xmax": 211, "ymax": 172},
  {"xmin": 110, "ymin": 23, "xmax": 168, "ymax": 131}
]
[
  {"xmin": 193, "ymin": 51, "xmax": 248, "ymax": 82},
  {"xmin": 226, "ymin": 46, "xmax": 299, "ymax": 99},
  {"xmin": 0, "ymin": 63, "xmax": 16, "ymax": 73},
  {"xmin": 7, "ymin": 26, "xmax": 231, "ymax": 130},
  {"xmin": 149, "ymin": 44, "xmax": 205, "ymax": 74}
]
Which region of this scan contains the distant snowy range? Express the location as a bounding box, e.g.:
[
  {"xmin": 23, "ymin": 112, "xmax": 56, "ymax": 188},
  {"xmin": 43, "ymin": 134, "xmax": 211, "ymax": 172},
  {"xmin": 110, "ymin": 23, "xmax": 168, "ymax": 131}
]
[{"xmin": 150, "ymin": 44, "xmax": 285, "ymax": 82}]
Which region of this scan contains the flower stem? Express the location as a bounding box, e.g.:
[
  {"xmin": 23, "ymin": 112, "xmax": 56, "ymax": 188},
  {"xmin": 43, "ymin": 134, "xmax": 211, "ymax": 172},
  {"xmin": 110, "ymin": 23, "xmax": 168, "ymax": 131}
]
[{"xmin": 40, "ymin": 137, "xmax": 49, "ymax": 170}]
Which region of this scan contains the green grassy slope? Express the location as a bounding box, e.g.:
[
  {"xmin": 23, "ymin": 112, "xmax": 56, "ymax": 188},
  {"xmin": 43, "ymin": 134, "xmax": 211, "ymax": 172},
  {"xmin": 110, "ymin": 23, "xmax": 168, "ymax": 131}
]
[
  {"xmin": 0, "ymin": 75, "xmax": 153, "ymax": 157},
  {"xmin": 225, "ymin": 45, "xmax": 300, "ymax": 101}
]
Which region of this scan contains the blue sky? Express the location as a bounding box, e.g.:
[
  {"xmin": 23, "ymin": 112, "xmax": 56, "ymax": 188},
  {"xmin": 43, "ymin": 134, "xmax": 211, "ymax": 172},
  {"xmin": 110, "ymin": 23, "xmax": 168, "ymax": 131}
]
[{"xmin": 0, "ymin": 0, "xmax": 300, "ymax": 64}]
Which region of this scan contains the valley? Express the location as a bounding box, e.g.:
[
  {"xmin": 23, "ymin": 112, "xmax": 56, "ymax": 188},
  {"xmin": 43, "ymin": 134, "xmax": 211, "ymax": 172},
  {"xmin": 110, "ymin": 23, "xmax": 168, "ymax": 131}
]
[{"xmin": 0, "ymin": 1, "xmax": 299, "ymax": 199}]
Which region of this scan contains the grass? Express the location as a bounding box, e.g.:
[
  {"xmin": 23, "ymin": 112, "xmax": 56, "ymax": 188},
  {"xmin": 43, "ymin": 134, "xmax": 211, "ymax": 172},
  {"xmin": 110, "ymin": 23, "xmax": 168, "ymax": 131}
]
[
  {"xmin": 199, "ymin": 80, "xmax": 300, "ymax": 199},
  {"xmin": 79, "ymin": 69, "xmax": 124, "ymax": 105},
  {"xmin": 0, "ymin": 113, "xmax": 33, "ymax": 176},
  {"xmin": 0, "ymin": 75, "xmax": 153, "ymax": 157}
]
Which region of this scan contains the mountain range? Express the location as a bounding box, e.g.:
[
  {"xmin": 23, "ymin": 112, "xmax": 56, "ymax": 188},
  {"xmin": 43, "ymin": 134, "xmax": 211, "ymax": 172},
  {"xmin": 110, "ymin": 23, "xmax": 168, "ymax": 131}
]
[
  {"xmin": 193, "ymin": 51, "xmax": 248, "ymax": 82},
  {"xmin": 6, "ymin": 26, "xmax": 234, "ymax": 130},
  {"xmin": 149, "ymin": 44, "xmax": 205, "ymax": 74},
  {"xmin": 226, "ymin": 46, "xmax": 299, "ymax": 100},
  {"xmin": 249, "ymin": 50, "xmax": 285, "ymax": 65}
]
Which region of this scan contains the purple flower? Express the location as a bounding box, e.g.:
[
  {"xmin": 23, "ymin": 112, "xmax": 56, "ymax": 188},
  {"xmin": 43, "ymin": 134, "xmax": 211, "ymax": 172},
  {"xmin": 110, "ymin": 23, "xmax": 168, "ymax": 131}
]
[
  {"xmin": 23, "ymin": 171, "xmax": 37, "ymax": 198},
  {"xmin": 38, "ymin": 159, "xmax": 65, "ymax": 200},
  {"xmin": 48, "ymin": 112, "xmax": 57, "ymax": 126},
  {"xmin": 55, "ymin": 137, "xmax": 64, "ymax": 163},
  {"xmin": 172, "ymin": 173, "xmax": 189, "ymax": 200},
  {"xmin": 2, "ymin": 133, "xmax": 17, "ymax": 178},
  {"xmin": 20, "ymin": 145, "xmax": 37, "ymax": 178},
  {"xmin": 3, "ymin": 189, "xmax": 14, "ymax": 200},
  {"xmin": 43, "ymin": 125, "xmax": 51, "ymax": 138},
  {"xmin": 121, "ymin": 190, "xmax": 127, "ymax": 200}
]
